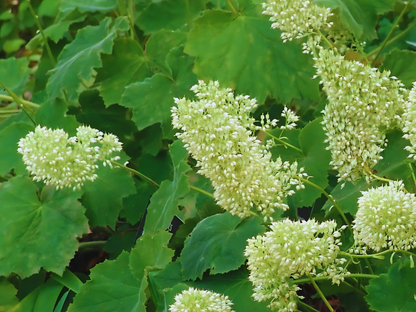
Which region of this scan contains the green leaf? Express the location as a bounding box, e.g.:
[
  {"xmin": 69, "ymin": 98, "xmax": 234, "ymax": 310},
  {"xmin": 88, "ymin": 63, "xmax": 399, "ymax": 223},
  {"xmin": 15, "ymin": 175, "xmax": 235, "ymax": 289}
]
[
  {"xmin": 180, "ymin": 213, "xmax": 266, "ymax": 281},
  {"xmin": 366, "ymin": 258, "xmax": 416, "ymax": 312},
  {"xmin": 46, "ymin": 17, "xmax": 130, "ymax": 104},
  {"xmin": 51, "ymin": 268, "xmax": 83, "ymax": 294},
  {"xmin": 60, "ymin": 0, "xmax": 118, "ymax": 13},
  {"xmin": 33, "ymin": 278, "xmax": 64, "ymax": 312},
  {"xmin": 103, "ymin": 226, "xmax": 137, "ymax": 260},
  {"xmin": 381, "ymin": 49, "xmax": 416, "ymax": 88},
  {"xmin": 184, "ymin": 8, "xmax": 319, "ymax": 104},
  {"xmin": 81, "ymin": 164, "xmax": 136, "ymax": 228},
  {"xmin": 145, "ymin": 29, "xmax": 187, "ymax": 75},
  {"xmin": 0, "ymin": 177, "xmax": 89, "ymax": 278},
  {"xmin": 143, "ymin": 140, "xmax": 191, "ymax": 235},
  {"xmin": 26, "ymin": 10, "xmax": 86, "ymax": 50},
  {"xmin": 0, "ymin": 278, "xmax": 18, "ymax": 311},
  {"xmin": 120, "ymin": 46, "xmax": 197, "ymax": 136},
  {"xmin": 35, "ymin": 98, "xmax": 79, "ymax": 136},
  {"xmin": 293, "ymin": 118, "xmax": 331, "ymax": 208},
  {"xmin": 0, "ymin": 122, "xmax": 34, "ymax": 176},
  {"xmin": 0, "ymin": 57, "xmax": 30, "ymax": 96},
  {"xmin": 75, "ymin": 90, "xmax": 138, "ymax": 141},
  {"xmin": 136, "ymin": 0, "xmax": 204, "ymax": 34},
  {"xmin": 96, "ymin": 38, "xmax": 150, "ymax": 106},
  {"xmin": 315, "ymin": 0, "xmax": 395, "ymax": 40},
  {"xmin": 68, "ymin": 251, "xmax": 145, "ymax": 312},
  {"xmin": 189, "ymin": 267, "xmax": 271, "ymax": 312},
  {"xmin": 129, "ymin": 231, "xmax": 174, "ymax": 282}
]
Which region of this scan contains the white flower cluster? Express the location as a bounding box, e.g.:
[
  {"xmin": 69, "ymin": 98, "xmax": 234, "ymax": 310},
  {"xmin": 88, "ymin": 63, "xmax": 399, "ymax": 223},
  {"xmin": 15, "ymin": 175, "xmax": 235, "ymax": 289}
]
[
  {"xmin": 169, "ymin": 287, "xmax": 234, "ymax": 312},
  {"xmin": 245, "ymin": 219, "xmax": 348, "ymax": 311},
  {"xmin": 172, "ymin": 80, "xmax": 307, "ymax": 219},
  {"xmin": 17, "ymin": 125, "xmax": 122, "ymax": 190},
  {"xmin": 262, "ymin": 0, "xmax": 333, "ymax": 45},
  {"xmin": 353, "ymin": 181, "xmax": 416, "ymax": 252},
  {"xmin": 403, "ymin": 82, "xmax": 416, "ymax": 159},
  {"xmin": 280, "ymin": 106, "xmax": 299, "ymax": 130},
  {"xmin": 315, "ymin": 49, "xmax": 406, "ymax": 183}
]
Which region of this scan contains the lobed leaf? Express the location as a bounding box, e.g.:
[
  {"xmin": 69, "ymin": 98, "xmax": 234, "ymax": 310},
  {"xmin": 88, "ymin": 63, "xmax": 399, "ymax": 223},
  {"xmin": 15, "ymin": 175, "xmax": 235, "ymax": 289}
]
[
  {"xmin": 0, "ymin": 177, "xmax": 89, "ymax": 278},
  {"xmin": 46, "ymin": 17, "xmax": 129, "ymax": 104},
  {"xmin": 381, "ymin": 49, "xmax": 416, "ymax": 88}
]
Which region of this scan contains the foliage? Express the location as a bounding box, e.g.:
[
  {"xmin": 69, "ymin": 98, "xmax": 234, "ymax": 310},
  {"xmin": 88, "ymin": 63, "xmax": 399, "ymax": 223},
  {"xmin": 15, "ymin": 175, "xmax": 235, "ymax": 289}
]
[{"xmin": 1, "ymin": 0, "xmax": 416, "ymax": 312}]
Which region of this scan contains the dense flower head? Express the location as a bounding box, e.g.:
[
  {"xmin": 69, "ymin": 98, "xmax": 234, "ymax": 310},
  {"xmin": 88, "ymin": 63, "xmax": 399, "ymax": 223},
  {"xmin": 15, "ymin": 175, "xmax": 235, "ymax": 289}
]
[
  {"xmin": 262, "ymin": 0, "xmax": 333, "ymax": 45},
  {"xmin": 172, "ymin": 80, "xmax": 307, "ymax": 219},
  {"xmin": 353, "ymin": 181, "xmax": 416, "ymax": 252},
  {"xmin": 17, "ymin": 125, "xmax": 122, "ymax": 190},
  {"xmin": 403, "ymin": 82, "xmax": 416, "ymax": 159},
  {"xmin": 315, "ymin": 49, "xmax": 407, "ymax": 183},
  {"xmin": 245, "ymin": 219, "xmax": 348, "ymax": 310},
  {"xmin": 169, "ymin": 287, "xmax": 234, "ymax": 312}
]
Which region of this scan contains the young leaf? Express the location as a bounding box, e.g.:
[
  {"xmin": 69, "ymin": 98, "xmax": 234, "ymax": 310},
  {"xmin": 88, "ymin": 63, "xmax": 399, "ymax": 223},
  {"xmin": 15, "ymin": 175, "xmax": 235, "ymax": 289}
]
[
  {"xmin": 185, "ymin": 8, "xmax": 319, "ymax": 103},
  {"xmin": 143, "ymin": 140, "xmax": 191, "ymax": 235},
  {"xmin": 180, "ymin": 213, "xmax": 266, "ymax": 281},
  {"xmin": 0, "ymin": 177, "xmax": 89, "ymax": 278},
  {"xmin": 47, "ymin": 17, "xmax": 130, "ymax": 104},
  {"xmin": 366, "ymin": 258, "xmax": 416, "ymax": 312},
  {"xmin": 68, "ymin": 251, "xmax": 146, "ymax": 312}
]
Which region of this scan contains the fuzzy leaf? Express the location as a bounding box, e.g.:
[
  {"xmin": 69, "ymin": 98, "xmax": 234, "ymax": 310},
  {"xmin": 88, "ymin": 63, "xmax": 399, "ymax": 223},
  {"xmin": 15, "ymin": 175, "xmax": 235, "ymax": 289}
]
[
  {"xmin": 0, "ymin": 122, "xmax": 34, "ymax": 176},
  {"xmin": 81, "ymin": 164, "xmax": 136, "ymax": 229},
  {"xmin": 120, "ymin": 46, "xmax": 197, "ymax": 136},
  {"xmin": 96, "ymin": 38, "xmax": 150, "ymax": 106},
  {"xmin": 366, "ymin": 258, "xmax": 416, "ymax": 312},
  {"xmin": 0, "ymin": 177, "xmax": 89, "ymax": 278},
  {"xmin": 180, "ymin": 213, "xmax": 266, "ymax": 280},
  {"xmin": 185, "ymin": 8, "xmax": 319, "ymax": 103},
  {"xmin": 68, "ymin": 251, "xmax": 145, "ymax": 312},
  {"xmin": 47, "ymin": 17, "xmax": 129, "ymax": 104},
  {"xmin": 143, "ymin": 140, "xmax": 191, "ymax": 235}
]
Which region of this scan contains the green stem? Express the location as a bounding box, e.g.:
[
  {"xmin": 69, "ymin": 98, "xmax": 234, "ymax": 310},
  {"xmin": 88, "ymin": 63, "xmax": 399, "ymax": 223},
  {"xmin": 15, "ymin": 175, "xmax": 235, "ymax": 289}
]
[
  {"xmin": 294, "ymin": 273, "xmax": 379, "ymax": 285},
  {"xmin": 265, "ymin": 131, "xmax": 303, "ymax": 153},
  {"xmin": 226, "ymin": 0, "xmax": 238, "ymax": 14},
  {"xmin": 0, "ymin": 81, "xmax": 37, "ymax": 125},
  {"xmin": 343, "ymin": 280, "xmax": 367, "ymax": 296},
  {"xmin": 300, "ymin": 178, "xmax": 351, "ymax": 228},
  {"xmin": 409, "ymin": 163, "xmax": 416, "ymax": 190},
  {"xmin": 0, "ymin": 109, "xmax": 20, "ymax": 113},
  {"xmin": 111, "ymin": 161, "xmax": 214, "ymax": 199},
  {"xmin": 297, "ymin": 300, "xmax": 320, "ymax": 312},
  {"xmin": 365, "ymin": 20, "xmax": 416, "ymax": 60},
  {"xmin": 127, "ymin": 0, "xmax": 137, "ymax": 41},
  {"xmin": 0, "ymin": 94, "xmax": 40, "ymax": 109},
  {"xmin": 78, "ymin": 241, "xmax": 106, "ymax": 251},
  {"xmin": 27, "ymin": 0, "xmax": 56, "ymax": 67},
  {"xmin": 308, "ymin": 274, "xmax": 334, "ymax": 312},
  {"xmin": 364, "ymin": 258, "xmax": 374, "ymax": 275},
  {"xmin": 371, "ymin": 0, "xmax": 413, "ymax": 66},
  {"xmin": 317, "ymin": 29, "xmax": 338, "ymax": 54}
]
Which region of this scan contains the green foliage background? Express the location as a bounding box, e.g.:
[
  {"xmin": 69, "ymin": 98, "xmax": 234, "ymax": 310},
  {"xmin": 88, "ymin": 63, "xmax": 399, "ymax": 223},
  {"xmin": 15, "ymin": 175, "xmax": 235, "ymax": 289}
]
[{"xmin": 1, "ymin": 0, "xmax": 416, "ymax": 311}]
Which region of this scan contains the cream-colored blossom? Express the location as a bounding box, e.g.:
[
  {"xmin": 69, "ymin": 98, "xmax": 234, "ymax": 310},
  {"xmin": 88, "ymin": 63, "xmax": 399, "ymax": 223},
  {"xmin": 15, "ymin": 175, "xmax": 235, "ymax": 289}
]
[
  {"xmin": 353, "ymin": 181, "xmax": 416, "ymax": 252},
  {"xmin": 245, "ymin": 219, "xmax": 348, "ymax": 310},
  {"xmin": 403, "ymin": 82, "xmax": 416, "ymax": 159},
  {"xmin": 315, "ymin": 49, "xmax": 407, "ymax": 183},
  {"xmin": 262, "ymin": 0, "xmax": 333, "ymax": 44},
  {"xmin": 17, "ymin": 125, "xmax": 122, "ymax": 190},
  {"xmin": 169, "ymin": 287, "xmax": 234, "ymax": 312},
  {"xmin": 172, "ymin": 80, "xmax": 307, "ymax": 219}
]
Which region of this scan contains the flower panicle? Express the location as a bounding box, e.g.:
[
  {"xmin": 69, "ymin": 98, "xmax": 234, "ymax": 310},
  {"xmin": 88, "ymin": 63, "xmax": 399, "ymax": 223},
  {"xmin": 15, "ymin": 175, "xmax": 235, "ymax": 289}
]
[
  {"xmin": 172, "ymin": 80, "xmax": 307, "ymax": 220},
  {"xmin": 17, "ymin": 125, "xmax": 122, "ymax": 190}
]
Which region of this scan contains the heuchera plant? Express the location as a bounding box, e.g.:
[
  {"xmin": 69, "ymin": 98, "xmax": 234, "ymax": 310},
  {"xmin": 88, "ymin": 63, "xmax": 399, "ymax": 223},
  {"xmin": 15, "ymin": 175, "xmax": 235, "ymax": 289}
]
[{"xmin": 2, "ymin": 0, "xmax": 416, "ymax": 311}]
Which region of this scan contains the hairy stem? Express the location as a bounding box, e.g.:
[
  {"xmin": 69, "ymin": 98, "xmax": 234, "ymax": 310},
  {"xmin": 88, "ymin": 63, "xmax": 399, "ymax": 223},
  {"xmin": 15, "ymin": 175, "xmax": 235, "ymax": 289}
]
[
  {"xmin": 265, "ymin": 131, "xmax": 303, "ymax": 153},
  {"xmin": 0, "ymin": 94, "xmax": 40, "ymax": 109},
  {"xmin": 308, "ymin": 274, "xmax": 334, "ymax": 312}
]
